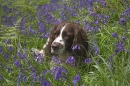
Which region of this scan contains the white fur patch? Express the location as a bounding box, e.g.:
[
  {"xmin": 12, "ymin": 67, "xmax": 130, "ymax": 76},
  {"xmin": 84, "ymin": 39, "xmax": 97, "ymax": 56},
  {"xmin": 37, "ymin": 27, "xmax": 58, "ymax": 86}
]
[
  {"xmin": 43, "ymin": 38, "xmax": 50, "ymax": 49},
  {"xmin": 51, "ymin": 24, "xmax": 68, "ymax": 54}
]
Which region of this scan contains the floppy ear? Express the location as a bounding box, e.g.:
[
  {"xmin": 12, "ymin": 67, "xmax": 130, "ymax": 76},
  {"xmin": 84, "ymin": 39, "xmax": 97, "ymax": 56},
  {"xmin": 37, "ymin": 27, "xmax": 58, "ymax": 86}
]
[
  {"xmin": 72, "ymin": 27, "xmax": 88, "ymax": 57},
  {"xmin": 73, "ymin": 27, "xmax": 88, "ymax": 47}
]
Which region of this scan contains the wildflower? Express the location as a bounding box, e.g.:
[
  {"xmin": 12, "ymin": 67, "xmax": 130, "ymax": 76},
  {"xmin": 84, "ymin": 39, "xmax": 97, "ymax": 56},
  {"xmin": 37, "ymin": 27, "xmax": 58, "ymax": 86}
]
[
  {"xmin": 29, "ymin": 66, "xmax": 36, "ymax": 73},
  {"xmin": 72, "ymin": 45, "xmax": 80, "ymax": 51},
  {"xmin": 72, "ymin": 74, "xmax": 80, "ymax": 86},
  {"xmin": 14, "ymin": 60, "xmax": 20, "ymax": 67},
  {"xmin": 8, "ymin": 46, "xmax": 14, "ymax": 51},
  {"xmin": 65, "ymin": 56, "xmax": 75, "ymax": 66},
  {"xmin": 22, "ymin": 76, "xmax": 28, "ymax": 82},
  {"xmin": 39, "ymin": 77, "xmax": 52, "ymax": 86},
  {"xmin": 111, "ymin": 32, "xmax": 119, "ymax": 39},
  {"xmin": 118, "ymin": 17, "xmax": 126, "ymax": 26},
  {"xmin": 52, "ymin": 56, "xmax": 61, "ymax": 64},
  {"xmin": 17, "ymin": 52, "xmax": 26, "ymax": 59},
  {"xmin": 0, "ymin": 74, "xmax": 2, "ymax": 81},
  {"xmin": 122, "ymin": 36, "xmax": 126, "ymax": 41},
  {"xmin": 114, "ymin": 41, "xmax": 124, "ymax": 53},
  {"xmin": 52, "ymin": 66, "xmax": 67, "ymax": 80},
  {"xmin": 0, "ymin": 46, "xmax": 3, "ymax": 54},
  {"xmin": 35, "ymin": 53, "xmax": 44, "ymax": 63},
  {"xmin": 3, "ymin": 54, "xmax": 8, "ymax": 59},
  {"xmin": 93, "ymin": 46, "xmax": 99, "ymax": 55},
  {"xmin": 17, "ymin": 73, "xmax": 24, "ymax": 85},
  {"xmin": 84, "ymin": 58, "xmax": 92, "ymax": 64},
  {"xmin": 32, "ymin": 72, "xmax": 37, "ymax": 82}
]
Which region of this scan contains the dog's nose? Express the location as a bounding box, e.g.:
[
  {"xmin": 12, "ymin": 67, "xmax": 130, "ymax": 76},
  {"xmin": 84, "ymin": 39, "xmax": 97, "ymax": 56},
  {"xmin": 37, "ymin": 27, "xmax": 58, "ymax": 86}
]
[{"xmin": 51, "ymin": 42, "xmax": 60, "ymax": 50}]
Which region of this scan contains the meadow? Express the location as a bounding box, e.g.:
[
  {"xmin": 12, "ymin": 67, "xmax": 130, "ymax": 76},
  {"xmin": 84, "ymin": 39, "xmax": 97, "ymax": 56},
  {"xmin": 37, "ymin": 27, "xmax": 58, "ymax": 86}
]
[{"xmin": 0, "ymin": 0, "xmax": 130, "ymax": 86}]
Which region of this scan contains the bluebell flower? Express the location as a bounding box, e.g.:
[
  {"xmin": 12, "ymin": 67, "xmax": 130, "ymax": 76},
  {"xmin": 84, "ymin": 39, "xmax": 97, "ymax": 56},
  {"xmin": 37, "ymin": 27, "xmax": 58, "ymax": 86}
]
[
  {"xmin": 17, "ymin": 73, "xmax": 24, "ymax": 85},
  {"xmin": 115, "ymin": 41, "xmax": 124, "ymax": 53},
  {"xmin": 72, "ymin": 74, "xmax": 80, "ymax": 86},
  {"xmin": 93, "ymin": 46, "xmax": 99, "ymax": 55},
  {"xmin": 52, "ymin": 66, "xmax": 67, "ymax": 80},
  {"xmin": 14, "ymin": 60, "xmax": 20, "ymax": 67},
  {"xmin": 3, "ymin": 54, "xmax": 8, "ymax": 59},
  {"xmin": 8, "ymin": 46, "xmax": 14, "ymax": 51},
  {"xmin": 84, "ymin": 58, "xmax": 92, "ymax": 64},
  {"xmin": 65, "ymin": 56, "xmax": 75, "ymax": 66},
  {"xmin": 35, "ymin": 53, "xmax": 44, "ymax": 63},
  {"xmin": 22, "ymin": 76, "xmax": 28, "ymax": 82},
  {"xmin": 39, "ymin": 77, "xmax": 52, "ymax": 86},
  {"xmin": 118, "ymin": 17, "xmax": 126, "ymax": 26},
  {"xmin": 0, "ymin": 46, "xmax": 3, "ymax": 54},
  {"xmin": 0, "ymin": 74, "xmax": 2, "ymax": 81},
  {"xmin": 72, "ymin": 45, "xmax": 80, "ymax": 51},
  {"xmin": 122, "ymin": 36, "xmax": 126, "ymax": 41},
  {"xmin": 111, "ymin": 32, "xmax": 119, "ymax": 39},
  {"xmin": 32, "ymin": 72, "xmax": 37, "ymax": 82},
  {"xmin": 40, "ymin": 69, "xmax": 50, "ymax": 76},
  {"xmin": 52, "ymin": 56, "xmax": 61, "ymax": 64},
  {"xmin": 17, "ymin": 52, "xmax": 26, "ymax": 59},
  {"xmin": 29, "ymin": 66, "xmax": 36, "ymax": 73}
]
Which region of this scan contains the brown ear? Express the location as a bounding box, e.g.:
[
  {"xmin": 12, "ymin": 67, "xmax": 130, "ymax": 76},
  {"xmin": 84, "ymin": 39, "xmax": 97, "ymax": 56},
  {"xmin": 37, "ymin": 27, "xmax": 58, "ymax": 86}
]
[
  {"xmin": 72, "ymin": 27, "xmax": 88, "ymax": 57},
  {"xmin": 73, "ymin": 27, "xmax": 88, "ymax": 46}
]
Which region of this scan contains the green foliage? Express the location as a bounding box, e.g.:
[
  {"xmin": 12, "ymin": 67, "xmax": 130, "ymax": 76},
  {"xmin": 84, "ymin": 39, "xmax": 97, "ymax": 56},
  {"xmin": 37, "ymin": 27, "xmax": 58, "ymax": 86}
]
[{"xmin": 0, "ymin": 0, "xmax": 130, "ymax": 86}]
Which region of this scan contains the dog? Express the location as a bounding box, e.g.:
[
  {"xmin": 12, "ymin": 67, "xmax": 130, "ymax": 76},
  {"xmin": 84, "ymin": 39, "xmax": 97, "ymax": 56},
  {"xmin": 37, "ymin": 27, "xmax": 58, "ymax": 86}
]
[{"xmin": 32, "ymin": 22, "xmax": 88, "ymax": 67}]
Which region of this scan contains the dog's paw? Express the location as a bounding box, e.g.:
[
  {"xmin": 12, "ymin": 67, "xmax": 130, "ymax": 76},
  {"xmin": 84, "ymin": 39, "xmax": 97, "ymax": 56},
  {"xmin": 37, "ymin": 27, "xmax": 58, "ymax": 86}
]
[{"xmin": 31, "ymin": 48, "xmax": 45, "ymax": 63}]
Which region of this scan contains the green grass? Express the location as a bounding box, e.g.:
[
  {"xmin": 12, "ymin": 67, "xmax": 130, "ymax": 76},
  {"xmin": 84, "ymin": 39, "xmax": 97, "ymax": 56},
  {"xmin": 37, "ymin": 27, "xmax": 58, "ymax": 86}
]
[{"xmin": 0, "ymin": 0, "xmax": 130, "ymax": 86}]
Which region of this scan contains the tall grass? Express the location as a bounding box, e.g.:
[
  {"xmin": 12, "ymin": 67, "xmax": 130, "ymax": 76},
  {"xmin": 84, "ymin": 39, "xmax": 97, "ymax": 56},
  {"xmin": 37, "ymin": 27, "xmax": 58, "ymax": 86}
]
[{"xmin": 0, "ymin": 0, "xmax": 130, "ymax": 86}]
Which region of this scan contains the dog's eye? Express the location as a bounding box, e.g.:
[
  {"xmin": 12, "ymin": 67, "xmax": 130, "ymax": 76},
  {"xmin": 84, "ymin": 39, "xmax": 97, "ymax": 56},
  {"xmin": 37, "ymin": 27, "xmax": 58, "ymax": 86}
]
[{"xmin": 64, "ymin": 34, "xmax": 68, "ymax": 37}]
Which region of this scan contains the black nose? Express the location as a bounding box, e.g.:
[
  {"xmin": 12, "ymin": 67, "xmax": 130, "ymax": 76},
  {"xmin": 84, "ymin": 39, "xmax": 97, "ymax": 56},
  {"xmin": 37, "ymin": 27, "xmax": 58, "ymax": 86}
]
[{"xmin": 51, "ymin": 42, "xmax": 60, "ymax": 50}]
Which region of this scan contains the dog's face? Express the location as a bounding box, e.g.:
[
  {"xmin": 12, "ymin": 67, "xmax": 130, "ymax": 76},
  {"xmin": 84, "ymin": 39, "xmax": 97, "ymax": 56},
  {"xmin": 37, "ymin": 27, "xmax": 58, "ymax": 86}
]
[{"xmin": 48, "ymin": 22, "xmax": 88, "ymax": 55}]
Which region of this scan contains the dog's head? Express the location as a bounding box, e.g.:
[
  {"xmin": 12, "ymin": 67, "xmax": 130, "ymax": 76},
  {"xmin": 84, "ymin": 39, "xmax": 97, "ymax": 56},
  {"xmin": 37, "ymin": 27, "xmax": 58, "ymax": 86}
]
[{"xmin": 47, "ymin": 22, "xmax": 88, "ymax": 57}]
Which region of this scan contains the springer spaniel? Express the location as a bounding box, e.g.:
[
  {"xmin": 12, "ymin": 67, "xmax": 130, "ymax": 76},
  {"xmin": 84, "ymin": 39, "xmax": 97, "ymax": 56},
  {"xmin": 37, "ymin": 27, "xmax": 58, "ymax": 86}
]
[{"xmin": 32, "ymin": 22, "xmax": 88, "ymax": 67}]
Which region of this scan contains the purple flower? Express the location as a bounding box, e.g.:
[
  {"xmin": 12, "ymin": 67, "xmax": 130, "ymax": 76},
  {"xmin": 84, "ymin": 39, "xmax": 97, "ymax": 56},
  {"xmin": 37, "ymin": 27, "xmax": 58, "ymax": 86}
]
[
  {"xmin": 122, "ymin": 36, "xmax": 126, "ymax": 41},
  {"xmin": 8, "ymin": 46, "xmax": 14, "ymax": 51},
  {"xmin": 93, "ymin": 46, "xmax": 99, "ymax": 55},
  {"xmin": 14, "ymin": 60, "xmax": 20, "ymax": 67},
  {"xmin": 17, "ymin": 73, "xmax": 24, "ymax": 85},
  {"xmin": 72, "ymin": 45, "xmax": 80, "ymax": 51},
  {"xmin": 65, "ymin": 56, "xmax": 75, "ymax": 66},
  {"xmin": 3, "ymin": 54, "xmax": 8, "ymax": 59},
  {"xmin": 0, "ymin": 46, "xmax": 3, "ymax": 54},
  {"xmin": 52, "ymin": 66, "xmax": 67, "ymax": 80},
  {"xmin": 35, "ymin": 53, "xmax": 44, "ymax": 63},
  {"xmin": 39, "ymin": 77, "xmax": 52, "ymax": 86},
  {"xmin": 32, "ymin": 72, "xmax": 37, "ymax": 82},
  {"xmin": 29, "ymin": 66, "xmax": 36, "ymax": 73},
  {"xmin": 52, "ymin": 56, "xmax": 61, "ymax": 64},
  {"xmin": 17, "ymin": 52, "xmax": 26, "ymax": 59},
  {"xmin": 118, "ymin": 17, "xmax": 126, "ymax": 26},
  {"xmin": 84, "ymin": 58, "xmax": 92, "ymax": 64},
  {"xmin": 111, "ymin": 32, "xmax": 119, "ymax": 39},
  {"xmin": 72, "ymin": 74, "xmax": 80, "ymax": 86},
  {"xmin": 114, "ymin": 41, "xmax": 124, "ymax": 53},
  {"xmin": 0, "ymin": 74, "xmax": 2, "ymax": 81}
]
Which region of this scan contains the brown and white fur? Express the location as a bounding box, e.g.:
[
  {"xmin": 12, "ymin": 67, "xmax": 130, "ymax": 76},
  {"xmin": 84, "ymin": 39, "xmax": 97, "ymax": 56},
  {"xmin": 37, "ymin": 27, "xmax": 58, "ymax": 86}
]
[{"xmin": 32, "ymin": 22, "xmax": 88, "ymax": 67}]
